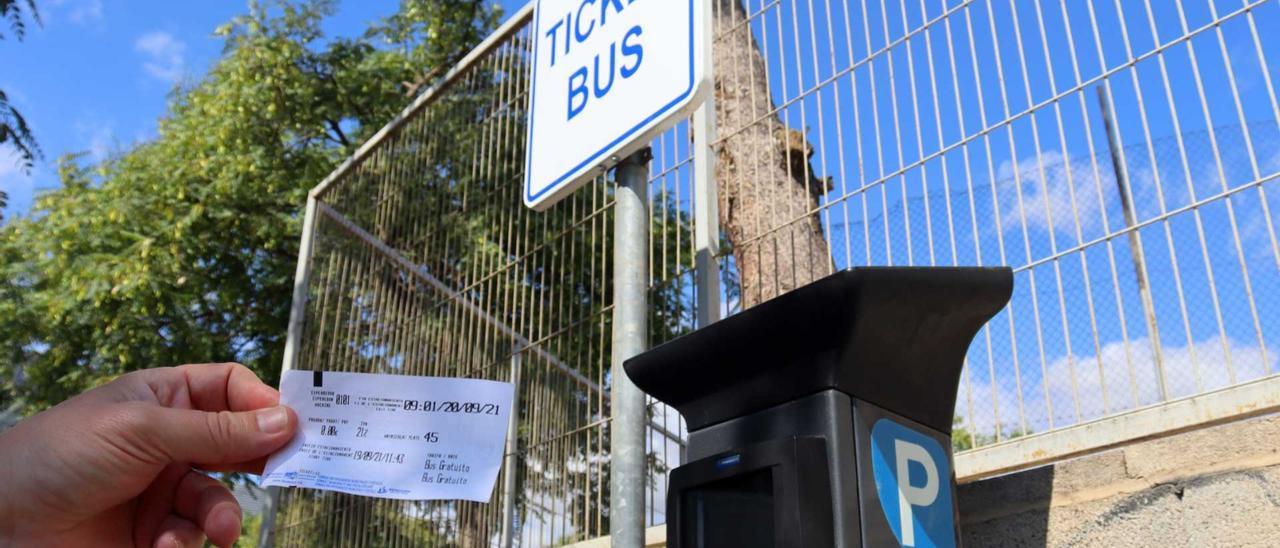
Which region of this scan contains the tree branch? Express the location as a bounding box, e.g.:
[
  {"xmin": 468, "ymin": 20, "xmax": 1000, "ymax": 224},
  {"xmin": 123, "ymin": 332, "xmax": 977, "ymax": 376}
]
[{"xmin": 325, "ymin": 118, "xmax": 351, "ymax": 148}]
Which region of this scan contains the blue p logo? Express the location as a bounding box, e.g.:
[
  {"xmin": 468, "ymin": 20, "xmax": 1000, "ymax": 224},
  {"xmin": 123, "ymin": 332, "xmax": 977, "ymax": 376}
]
[{"xmin": 870, "ymin": 418, "xmax": 955, "ymax": 547}]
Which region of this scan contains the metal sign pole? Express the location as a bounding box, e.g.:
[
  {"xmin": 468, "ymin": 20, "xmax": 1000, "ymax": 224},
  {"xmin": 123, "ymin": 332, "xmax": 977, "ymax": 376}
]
[{"xmin": 611, "ymin": 147, "xmax": 652, "ymax": 548}]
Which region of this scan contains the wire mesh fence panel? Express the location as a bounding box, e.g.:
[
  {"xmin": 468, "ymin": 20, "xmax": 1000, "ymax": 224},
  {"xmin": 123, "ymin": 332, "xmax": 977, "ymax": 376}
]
[
  {"xmin": 705, "ymin": 0, "xmax": 1279, "ymax": 451},
  {"xmin": 271, "ymin": 0, "xmax": 1280, "ymax": 544},
  {"xmin": 271, "ymin": 10, "xmax": 633, "ymax": 546},
  {"xmin": 642, "ymin": 119, "xmax": 702, "ymax": 529}
]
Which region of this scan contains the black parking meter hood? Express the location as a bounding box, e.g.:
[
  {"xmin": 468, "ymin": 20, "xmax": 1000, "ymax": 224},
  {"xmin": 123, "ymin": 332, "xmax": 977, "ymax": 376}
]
[{"xmin": 625, "ymin": 267, "xmax": 1013, "ymax": 434}]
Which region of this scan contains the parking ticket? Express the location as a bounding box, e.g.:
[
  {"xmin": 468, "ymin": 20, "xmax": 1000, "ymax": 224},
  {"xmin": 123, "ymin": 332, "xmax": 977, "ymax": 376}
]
[{"xmin": 261, "ymin": 370, "xmax": 514, "ymax": 502}]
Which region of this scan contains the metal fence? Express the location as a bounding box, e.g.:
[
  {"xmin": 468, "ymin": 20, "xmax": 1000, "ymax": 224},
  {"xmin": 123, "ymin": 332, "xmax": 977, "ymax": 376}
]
[
  {"xmin": 266, "ymin": 0, "xmax": 1280, "ymax": 544},
  {"xmin": 700, "ymin": 0, "xmax": 1280, "ymax": 447},
  {"xmin": 268, "ymin": 12, "xmax": 624, "ymax": 545}
]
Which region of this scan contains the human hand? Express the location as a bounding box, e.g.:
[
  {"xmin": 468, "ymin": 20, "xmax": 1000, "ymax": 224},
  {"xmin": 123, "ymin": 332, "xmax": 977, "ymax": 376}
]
[{"xmin": 0, "ymin": 363, "xmax": 297, "ymax": 547}]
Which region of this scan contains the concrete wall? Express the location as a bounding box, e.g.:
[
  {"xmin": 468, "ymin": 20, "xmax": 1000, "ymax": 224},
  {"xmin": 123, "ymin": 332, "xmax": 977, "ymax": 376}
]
[
  {"xmin": 960, "ymin": 412, "xmax": 1280, "ymax": 547},
  {"xmin": 569, "ymin": 411, "xmax": 1280, "ymax": 547}
]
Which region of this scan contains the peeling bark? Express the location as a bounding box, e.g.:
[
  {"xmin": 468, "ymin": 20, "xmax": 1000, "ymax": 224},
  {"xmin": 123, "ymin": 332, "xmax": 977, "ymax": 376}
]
[{"xmin": 712, "ymin": 0, "xmax": 833, "ymax": 308}]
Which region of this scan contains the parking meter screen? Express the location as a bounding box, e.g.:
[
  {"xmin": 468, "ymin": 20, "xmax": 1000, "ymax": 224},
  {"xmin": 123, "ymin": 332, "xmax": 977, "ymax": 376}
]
[{"xmin": 680, "ymin": 468, "xmax": 774, "ymax": 548}]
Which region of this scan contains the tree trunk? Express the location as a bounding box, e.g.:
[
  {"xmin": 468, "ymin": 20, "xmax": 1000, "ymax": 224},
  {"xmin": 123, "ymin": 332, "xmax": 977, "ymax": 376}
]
[{"xmin": 712, "ymin": 0, "xmax": 833, "ymax": 308}]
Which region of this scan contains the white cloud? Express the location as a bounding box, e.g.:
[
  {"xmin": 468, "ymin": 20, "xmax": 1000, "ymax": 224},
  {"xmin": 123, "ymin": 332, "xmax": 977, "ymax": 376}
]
[
  {"xmin": 958, "ymin": 335, "xmax": 1277, "ymax": 439},
  {"xmin": 134, "ymin": 31, "xmax": 186, "ymax": 84},
  {"xmin": 956, "ymin": 356, "xmax": 1028, "ymax": 439},
  {"xmin": 44, "ymin": 0, "xmax": 104, "ymax": 26},
  {"xmin": 68, "ymin": 0, "xmax": 102, "ymax": 25},
  {"xmin": 1046, "ymin": 335, "xmax": 1274, "ymax": 424},
  {"xmin": 995, "ymin": 151, "xmax": 1116, "ymax": 241},
  {"xmin": 71, "ymin": 119, "xmax": 116, "ymax": 162},
  {"xmin": 1264, "ymin": 149, "xmax": 1280, "ymax": 180},
  {"xmin": 0, "ymin": 155, "xmax": 20, "ymax": 177},
  {"xmin": 0, "ymin": 151, "xmax": 27, "ymax": 182},
  {"xmin": 86, "ymin": 125, "xmax": 113, "ymax": 162}
]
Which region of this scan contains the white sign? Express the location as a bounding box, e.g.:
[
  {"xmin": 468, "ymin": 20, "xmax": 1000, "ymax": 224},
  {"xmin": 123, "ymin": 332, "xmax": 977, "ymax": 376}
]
[
  {"xmin": 262, "ymin": 370, "xmax": 514, "ymax": 502},
  {"xmin": 523, "ymin": 0, "xmax": 711, "ymax": 210}
]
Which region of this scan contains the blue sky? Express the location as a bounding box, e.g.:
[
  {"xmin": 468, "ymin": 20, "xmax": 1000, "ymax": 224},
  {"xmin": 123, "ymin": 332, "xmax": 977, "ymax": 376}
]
[
  {"xmin": 639, "ymin": 0, "xmax": 1280, "ymax": 443},
  {"xmin": 4, "ymin": 2, "xmax": 1274, "ymax": 532},
  {"xmin": 0, "ymin": 0, "xmax": 529, "ymax": 219},
  {"xmin": 765, "ymin": 0, "xmax": 1280, "ymax": 437},
  {"xmin": 2, "ymin": 0, "xmax": 1277, "ymax": 445}
]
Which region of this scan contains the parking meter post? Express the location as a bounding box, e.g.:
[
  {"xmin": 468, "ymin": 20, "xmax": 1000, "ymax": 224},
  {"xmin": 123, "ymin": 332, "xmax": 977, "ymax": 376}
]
[{"xmin": 625, "ymin": 267, "xmax": 1013, "ymax": 547}]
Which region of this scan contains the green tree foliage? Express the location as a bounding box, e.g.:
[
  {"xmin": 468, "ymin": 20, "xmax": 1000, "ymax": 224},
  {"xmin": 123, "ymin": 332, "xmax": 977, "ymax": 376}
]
[
  {"xmin": 374, "ymin": 0, "xmax": 501, "ymax": 97},
  {"xmin": 1, "ymin": 1, "xmax": 505, "ymax": 545},
  {"xmin": 277, "ymin": 54, "xmax": 691, "ymax": 541},
  {"xmin": 951, "ymin": 416, "xmax": 1031, "ymax": 452},
  {"xmin": 1, "ymin": 1, "xmax": 688, "ymax": 543},
  {"xmin": 0, "ymin": 0, "xmax": 495, "ymax": 412},
  {"xmin": 235, "ymin": 513, "xmax": 263, "ymax": 547}
]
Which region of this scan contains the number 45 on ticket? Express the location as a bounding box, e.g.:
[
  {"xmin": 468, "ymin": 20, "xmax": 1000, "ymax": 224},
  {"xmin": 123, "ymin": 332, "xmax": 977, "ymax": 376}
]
[{"xmin": 262, "ymin": 370, "xmax": 515, "ymax": 502}]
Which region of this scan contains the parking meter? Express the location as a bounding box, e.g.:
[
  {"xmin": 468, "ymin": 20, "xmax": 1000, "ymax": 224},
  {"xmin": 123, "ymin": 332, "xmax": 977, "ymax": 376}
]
[{"xmin": 624, "ymin": 267, "xmax": 1012, "ymax": 547}]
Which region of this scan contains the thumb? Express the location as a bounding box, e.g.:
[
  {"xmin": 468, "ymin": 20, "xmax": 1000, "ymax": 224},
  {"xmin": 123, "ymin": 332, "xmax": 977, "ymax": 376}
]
[{"xmin": 144, "ymin": 405, "xmax": 297, "ymax": 465}]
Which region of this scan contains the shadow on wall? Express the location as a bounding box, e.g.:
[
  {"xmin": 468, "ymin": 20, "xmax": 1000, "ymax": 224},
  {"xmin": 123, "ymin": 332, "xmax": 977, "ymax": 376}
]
[
  {"xmin": 958, "ymin": 465, "xmax": 1055, "ymax": 547},
  {"xmin": 955, "ymin": 413, "xmax": 1280, "ymax": 546}
]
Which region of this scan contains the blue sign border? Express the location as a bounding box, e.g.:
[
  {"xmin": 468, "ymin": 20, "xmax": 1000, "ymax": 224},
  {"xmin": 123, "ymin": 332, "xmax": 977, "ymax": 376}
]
[{"xmin": 524, "ymin": 0, "xmax": 697, "ymax": 206}]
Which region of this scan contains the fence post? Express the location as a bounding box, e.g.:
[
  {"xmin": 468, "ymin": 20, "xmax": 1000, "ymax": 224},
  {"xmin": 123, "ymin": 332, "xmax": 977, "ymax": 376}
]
[
  {"xmin": 693, "ymin": 0, "xmax": 719, "ymax": 338},
  {"xmin": 1096, "ymin": 85, "xmax": 1168, "ymax": 402},
  {"xmin": 693, "ymin": 101, "xmax": 721, "ymax": 330},
  {"xmin": 500, "ymin": 345, "xmax": 523, "ymax": 548},
  {"xmin": 611, "ymin": 147, "xmax": 651, "ymax": 548},
  {"xmin": 691, "ymin": 105, "xmax": 719, "ymax": 467},
  {"xmin": 258, "ymin": 194, "xmax": 320, "ymax": 548}
]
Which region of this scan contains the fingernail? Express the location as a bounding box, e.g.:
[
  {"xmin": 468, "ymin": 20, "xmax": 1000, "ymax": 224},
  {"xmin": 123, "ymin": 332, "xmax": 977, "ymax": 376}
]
[{"xmin": 256, "ymin": 406, "xmax": 289, "ymax": 434}]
